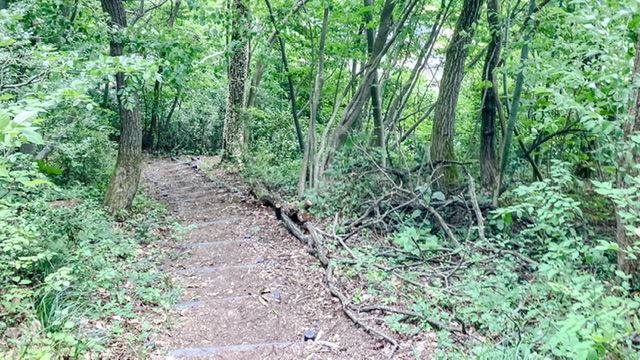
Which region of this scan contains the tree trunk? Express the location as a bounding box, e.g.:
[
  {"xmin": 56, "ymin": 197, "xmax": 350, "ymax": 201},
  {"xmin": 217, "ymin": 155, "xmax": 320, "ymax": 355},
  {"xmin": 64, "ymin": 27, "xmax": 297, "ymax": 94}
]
[
  {"xmin": 164, "ymin": 89, "xmax": 181, "ymax": 133},
  {"xmin": 246, "ymin": 0, "xmax": 307, "ymax": 110},
  {"xmin": 429, "ymin": 0, "xmax": 484, "ymax": 191},
  {"xmin": 146, "ymin": 75, "xmax": 161, "ymax": 150},
  {"xmin": 479, "ymin": 0, "xmax": 501, "ymax": 191},
  {"xmin": 168, "ymin": 0, "xmax": 181, "ymax": 28},
  {"xmin": 384, "ymin": 0, "xmax": 450, "ymax": 133},
  {"xmin": 298, "ymin": 7, "xmax": 329, "ymax": 198},
  {"xmin": 102, "ymin": 81, "xmax": 109, "ymax": 108},
  {"xmin": 101, "ymin": 0, "xmax": 143, "ymax": 213},
  {"xmin": 616, "ymin": 29, "xmax": 640, "ymax": 287},
  {"xmin": 494, "ymin": 0, "xmax": 535, "ymax": 205},
  {"xmin": 364, "ymin": 0, "xmax": 384, "ymax": 151},
  {"xmin": 148, "ymin": 0, "xmax": 180, "ymax": 151},
  {"xmin": 264, "ymin": 0, "xmax": 304, "ymax": 153},
  {"xmin": 222, "ymin": 0, "xmax": 250, "ymax": 167},
  {"xmin": 321, "ymin": 0, "xmax": 411, "ymax": 171}
]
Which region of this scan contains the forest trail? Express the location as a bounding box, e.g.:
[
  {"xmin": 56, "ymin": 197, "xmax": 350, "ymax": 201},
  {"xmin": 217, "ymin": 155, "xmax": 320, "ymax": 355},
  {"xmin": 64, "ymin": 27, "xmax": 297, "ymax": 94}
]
[{"xmin": 144, "ymin": 157, "xmax": 387, "ymax": 360}]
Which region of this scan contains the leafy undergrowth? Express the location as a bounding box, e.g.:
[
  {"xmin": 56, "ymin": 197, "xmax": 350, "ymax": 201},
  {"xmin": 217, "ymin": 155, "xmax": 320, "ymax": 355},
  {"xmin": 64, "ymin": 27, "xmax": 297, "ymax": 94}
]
[
  {"xmin": 316, "ymin": 162, "xmax": 640, "ymax": 359},
  {"xmin": 229, "ymin": 150, "xmax": 640, "ymax": 359},
  {"xmin": 0, "ymin": 182, "xmax": 182, "ymax": 359}
]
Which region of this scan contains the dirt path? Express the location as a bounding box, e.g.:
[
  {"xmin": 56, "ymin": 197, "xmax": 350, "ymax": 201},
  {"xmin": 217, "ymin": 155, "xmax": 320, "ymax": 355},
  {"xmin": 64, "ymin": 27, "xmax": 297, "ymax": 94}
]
[{"xmin": 144, "ymin": 158, "xmax": 388, "ymax": 359}]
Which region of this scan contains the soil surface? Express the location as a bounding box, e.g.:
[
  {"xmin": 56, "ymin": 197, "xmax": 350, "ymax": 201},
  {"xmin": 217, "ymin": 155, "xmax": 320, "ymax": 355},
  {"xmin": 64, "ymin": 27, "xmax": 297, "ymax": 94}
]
[{"xmin": 144, "ymin": 157, "xmax": 391, "ymax": 359}]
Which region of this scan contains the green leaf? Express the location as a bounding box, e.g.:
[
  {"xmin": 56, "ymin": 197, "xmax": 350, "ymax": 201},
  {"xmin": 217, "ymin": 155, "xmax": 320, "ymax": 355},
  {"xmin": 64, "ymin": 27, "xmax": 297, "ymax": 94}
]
[
  {"xmin": 37, "ymin": 161, "xmax": 63, "ymax": 175},
  {"xmin": 24, "ymin": 179, "xmax": 51, "ymax": 187},
  {"xmin": 0, "ymin": 112, "xmax": 10, "ymax": 132},
  {"xmin": 13, "ymin": 111, "xmax": 37, "ymax": 125},
  {"xmin": 586, "ymin": 348, "xmax": 599, "ymax": 360},
  {"xmin": 0, "ymin": 37, "xmax": 15, "ymax": 47},
  {"xmin": 503, "ymin": 212, "xmax": 513, "ymax": 224},
  {"xmin": 432, "ymin": 191, "xmax": 445, "ymax": 201},
  {"xmin": 629, "ymin": 13, "xmax": 640, "ymax": 32},
  {"xmin": 615, "ymin": 270, "xmax": 629, "ymax": 279},
  {"xmin": 20, "ymin": 129, "xmax": 44, "ymax": 144}
]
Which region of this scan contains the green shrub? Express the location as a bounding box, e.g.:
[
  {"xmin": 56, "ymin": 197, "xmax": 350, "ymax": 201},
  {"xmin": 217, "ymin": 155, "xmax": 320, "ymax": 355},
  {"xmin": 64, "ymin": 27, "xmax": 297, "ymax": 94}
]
[{"xmin": 1, "ymin": 109, "xmax": 180, "ymax": 359}]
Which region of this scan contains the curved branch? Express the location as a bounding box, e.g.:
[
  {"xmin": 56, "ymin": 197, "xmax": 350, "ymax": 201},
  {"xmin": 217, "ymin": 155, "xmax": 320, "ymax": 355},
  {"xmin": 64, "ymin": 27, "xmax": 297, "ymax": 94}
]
[{"xmin": 524, "ymin": 128, "xmax": 587, "ymax": 157}]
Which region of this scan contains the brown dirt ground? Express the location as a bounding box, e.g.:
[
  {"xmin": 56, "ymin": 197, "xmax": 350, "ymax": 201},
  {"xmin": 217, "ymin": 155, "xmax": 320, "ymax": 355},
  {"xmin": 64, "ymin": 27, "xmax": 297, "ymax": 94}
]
[{"xmin": 143, "ymin": 157, "xmax": 402, "ymax": 360}]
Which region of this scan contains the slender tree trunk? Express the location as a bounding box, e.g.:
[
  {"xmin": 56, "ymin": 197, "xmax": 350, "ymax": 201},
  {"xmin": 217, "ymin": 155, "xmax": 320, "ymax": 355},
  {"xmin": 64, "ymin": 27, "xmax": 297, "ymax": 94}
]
[
  {"xmin": 429, "ymin": 0, "xmax": 484, "ymax": 191},
  {"xmin": 479, "ymin": 0, "xmax": 501, "ymax": 191},
  {"xmin": 246, "ymin": 0, "xmax": 307, "ymax": 110},
  {"xmin": 146, "ymin": 77, "xmax": 161, "ymax": 150},
  {"xmin": 222, "ymin": 0, "xmax": 250, "ymax": 167},
  {"xmin": 494, "ymin": 0, "xmax": 535, "ymax": 205},
  {"xmin": 298, "ymin": 7, "xmax": 329, "ymax": 198},
  {"xmin": 615, "ymin": 29, "xmax": 640, "ymax": 287},
  {"xmin": 148, "ymin": 0, "xmax": 180, "ymax": 151},
  {"xmin": 102, "ymin": 81, "xmax": 109, "ymax": 108},
  {"xmin": 168, "ymin": 0, "xmax": 181, "ymax": 27},
  {"xmin": 149, "ymin": 0, "xmax": 182, "ymax": 150},
  {"xmin": 384, "ymin": 0, "xmax": 450, "ymax": 133},
  {"xmin": 322, "ymin": 0, "xmax": 415, "ymax": 170},
  {"xmin": 162, "ymin": 89, "xmax": 181, "ymax": 141},
  {"xmin": 101, "ymin": 0, "xmax": 143, "ymax": 213},
  {"xmin": 264, "ymin": 0, "xmax": 304, "ymax": 152},
  {"xmin": 364, "ymin": 0, "xmax": 384, "ymax": 152}
]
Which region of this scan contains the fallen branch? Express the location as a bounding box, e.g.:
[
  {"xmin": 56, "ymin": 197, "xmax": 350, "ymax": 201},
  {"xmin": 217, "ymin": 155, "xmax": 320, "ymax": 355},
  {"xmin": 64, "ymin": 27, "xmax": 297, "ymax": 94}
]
[
  {"xmin": 268, "ymin": 215, "xmax": 400, "ymax": 355},
  {"xmin": 248, "ymin": 180, "xmax": 311, "ymax": 224},
  {"xmin": 356, "ymin": 305, "xmax": 470, "ymax": 336}
]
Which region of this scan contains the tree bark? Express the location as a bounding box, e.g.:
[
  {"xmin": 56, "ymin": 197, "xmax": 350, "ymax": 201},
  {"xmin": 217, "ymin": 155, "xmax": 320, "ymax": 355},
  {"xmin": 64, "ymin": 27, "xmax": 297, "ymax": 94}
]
[
  {"xmin": 246, "ymin": 0, "xmax": 307, "ymax": 110},
  {"xmin": 616, "ymin": 29, "xmax": 640, "ymax": 287},
  {"xmin": 147, "ymin": 0, "xmax": 181, "ymax": 151},
  {"xmin": 298, "ymin": 7, "xmax": 329, "ymax": 198},
  {"xmin": 222, "ymin": 0, "xmax": 250, "ymax": 167},
  {"xmin": 146, "ymin": 76, "xmax": 161, "ymax": 150},
  {"xmin": 329, "ymin": 0, "xmax": 396, "ymax": 151},
  {"xmin": 264, "ymin": 0, "xmax": 304, "ymax": 153},
  {"xmin": 384, "ymin": 0, "xmax": 451, "ymax": 133},
  {"xmin": 364, "ymin": 0, "xmax": 384, "ymax": 151},
  {"xmin": 164, "ymin": 89, "xmax": 181, "ymax": 133},
  {"xmin": 429, "ymin": 0, "xmax": 484, "ymax": 191},
  {"xmin": 321, "ymin": 0, "xmax": 418, "ymax": 172},
  {"xmin": 494, "ymin": 0, "xmax": 535, "ymax": 205},
  {"xmin": 479, "ymin": 0, "xmax": 501, "ymax": 191},
  {"xmin": 101, "ymin": 0, "xmax": 143, "ymax": 213},
  {"xmin": 168, "ymin": 0, "xmax": 181, "ymax": 28}
]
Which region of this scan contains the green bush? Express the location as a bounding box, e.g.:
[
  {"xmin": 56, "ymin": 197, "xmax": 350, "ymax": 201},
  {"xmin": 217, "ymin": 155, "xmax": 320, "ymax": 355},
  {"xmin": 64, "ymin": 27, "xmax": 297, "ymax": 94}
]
[{"xmin": 1, "ymin": 109, "xmax": 180, "ymax": 359}]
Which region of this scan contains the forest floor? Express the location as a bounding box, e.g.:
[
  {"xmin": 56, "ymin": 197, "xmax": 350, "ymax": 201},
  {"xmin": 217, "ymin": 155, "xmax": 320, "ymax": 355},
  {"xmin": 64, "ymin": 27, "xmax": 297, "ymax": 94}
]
[{"xmin": 143, "ymin": 157, "xmax": 398, "ymax": 359}]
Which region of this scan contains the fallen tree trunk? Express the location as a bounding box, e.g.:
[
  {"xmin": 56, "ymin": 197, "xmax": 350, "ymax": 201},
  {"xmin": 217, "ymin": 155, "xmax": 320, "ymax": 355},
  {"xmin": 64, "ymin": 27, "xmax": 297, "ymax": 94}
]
[{"xmin": 247, "ymin": 179, "xmax": 311, "ymax": 224}]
